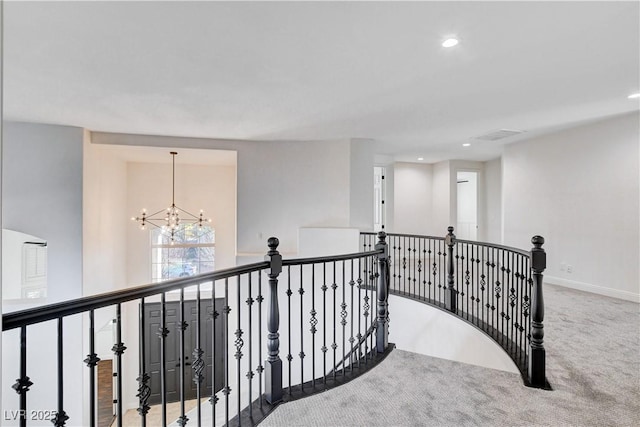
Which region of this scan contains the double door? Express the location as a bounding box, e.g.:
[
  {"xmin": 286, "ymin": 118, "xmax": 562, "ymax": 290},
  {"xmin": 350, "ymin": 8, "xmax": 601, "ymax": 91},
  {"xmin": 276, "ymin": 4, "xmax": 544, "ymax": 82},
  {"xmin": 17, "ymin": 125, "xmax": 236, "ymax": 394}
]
[{"xmin": 144, "ymin": 298, "xmax": 224, "ymax": 405}]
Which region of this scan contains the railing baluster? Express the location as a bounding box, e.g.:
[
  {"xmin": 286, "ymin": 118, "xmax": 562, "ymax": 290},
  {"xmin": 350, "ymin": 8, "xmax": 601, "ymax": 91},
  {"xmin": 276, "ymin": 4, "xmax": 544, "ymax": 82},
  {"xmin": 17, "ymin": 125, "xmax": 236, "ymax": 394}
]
[
  {"xmin": 287, "ymin": 267, "xmax": 292, "ymax": 394},
  {"xmin": 194, "ymin": 285, "xmax": 203, "ymax": 427},
  {"xmin": 159, "ymin": 293, "xmax": 168, "ymax": 426},
  {"xmin": 85, "ymin": 310, "xmax": 101, "ymax": 427},
  {"xmin": 356, "ymin": 258, "xmax": 362, "ymax": 368},
  {"xmin": 112, "ymin": 304, "xmax": 125, "ymax": 427},
  {"xmin": 466, "ymin": 243, "xmax": 470, "ymax": 320},
  {"xmin": 287, "ymin": 265, "xmax": 293, "ymax": 395},
  {"xmin": 299, "ymin": 265, "xmax": 304, "ymax": 390},
  {"xmin": 247, "ymin": 273, "xmax": 254, "ymax": 412},
  {"xmin": 235, "ymin": 274, "xmax": 243, "ymax": 426},
  {"xmin": 311, "ymin": 263, "xmax": 316, "ymax": 388},
  {"xmin": 136, "ymin": 300, "xmax": 150, "ymax": 426},
  {"xmin": 258, "ymin": 270, "xmax": 264, "ymax": 407},
  {"xmin": 13, "ymin": 326, "xmax": 32, "ymax": 427},
  {"xmin": 224, "ymin": 277, "xmax": 230, "ymax": 424},
  {"xmin": 211, "ymin": 279, "xmax": 218, "ymax": 427},
  {"xmin": 341, "ymin": 259, "xmax": 347, "ymax": 375},
  {"xmin": 332, "ymin": 261, "xmax": 338, "ymax": 378},
  {"xmin": 322, "ymin": 262, "xmax": 328, "ymax": 385},
  {"xmin": 349, "ymin": 259, "xmax": 355, "ymax": 371},
  {"xmin": 178, "ymin": 289, "xmax": 188, "ymax": 427},
  {"xmin": 519, "ymin": 254, "xmax": 525, "ymax": 365},
  {"xmin": 53, "ymin": 317, "xmax": 69, "ymax": 427}
]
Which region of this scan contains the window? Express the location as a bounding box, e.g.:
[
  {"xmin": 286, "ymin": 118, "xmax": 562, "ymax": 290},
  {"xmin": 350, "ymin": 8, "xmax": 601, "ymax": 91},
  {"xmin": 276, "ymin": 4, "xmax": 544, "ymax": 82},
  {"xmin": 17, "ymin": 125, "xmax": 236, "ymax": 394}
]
[{"xmin": 151, "ymin": 224, "xmax": 215, "ymax": 283}]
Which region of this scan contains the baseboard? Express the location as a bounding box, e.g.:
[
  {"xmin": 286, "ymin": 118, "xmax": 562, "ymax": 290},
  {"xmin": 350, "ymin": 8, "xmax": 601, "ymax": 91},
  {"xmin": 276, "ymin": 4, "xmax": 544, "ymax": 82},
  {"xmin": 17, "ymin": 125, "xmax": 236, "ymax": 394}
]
[{"xmin": 545, "ymin": 275, "xmax": 640, "ymax": 303}]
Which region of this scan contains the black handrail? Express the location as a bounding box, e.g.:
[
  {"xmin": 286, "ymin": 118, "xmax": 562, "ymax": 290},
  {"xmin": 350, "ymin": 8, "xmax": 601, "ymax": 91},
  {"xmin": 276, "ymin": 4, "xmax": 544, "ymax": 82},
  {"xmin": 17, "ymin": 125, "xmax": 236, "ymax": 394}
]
[
  {"xmin": 2, "ymin": 234, "xmax": 392, "ymax": 427},
  {"xmin": 282, "ymin": 249, "xmax": 383, "ymax": 266},
  {"xmin": 361, "ymin": 227, "xmax": 549, "ymax": 389},
  {"xmin": 2, "ymin": 228, "xmax": 546, "ymax": 427},
  {"xmin": 361, "ymin": 231, "xmax": 530, "ymax": 257},
  {"xmin": 2, "ymin": 261, "xmax": 270, "ymax": 331}
]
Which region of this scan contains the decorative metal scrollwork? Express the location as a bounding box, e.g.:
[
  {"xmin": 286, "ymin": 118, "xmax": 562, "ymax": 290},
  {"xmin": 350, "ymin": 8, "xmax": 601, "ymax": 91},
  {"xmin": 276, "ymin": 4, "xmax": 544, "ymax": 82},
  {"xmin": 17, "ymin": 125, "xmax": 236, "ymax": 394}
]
[
  {"xmin": 136, "ymin": 372, "xmax": 151, "ymax": 415},
  {"xmin": 111, "ymin": 342, "xmax": 127, "ymax": 356},
  {"xmin": 363, "ymin": 296, "xmax": 370, "ymax": 318},
  {"xmin": 52, "ymin": 410, "xmax": 69, "ymax": 427},
  {"xmin": 340, "ymin": 303, "xmax": 347, "ymax": 326},
  {"xmin": 310, "ymin": 309, "xmax": 318, "ymax": 333},
  {"xmin": 192, "ymin": 348, "xmax": 205, "ymax": 384},
  {"xmin": 234, "ymin": 329, "xmax": 244, "ymax": 359},
  {"xmin": 84, "ymin": 353, "xmax": 100, "ymax": 368},
  {"xmin": 12, "ymin": 376, "xmax": 33, "ymax": 395}
]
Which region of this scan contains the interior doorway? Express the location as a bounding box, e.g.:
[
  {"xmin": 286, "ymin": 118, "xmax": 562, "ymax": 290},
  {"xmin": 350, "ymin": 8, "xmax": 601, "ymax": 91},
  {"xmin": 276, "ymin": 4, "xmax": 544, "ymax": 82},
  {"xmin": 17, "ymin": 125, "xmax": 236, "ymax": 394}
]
[
  {"xmin": 373, "ymin": 166, "xmax": 386, "ymax": 232},
  {"xmin": 456, "ymin": 171, "xmax": 478, "ymax": 240}
]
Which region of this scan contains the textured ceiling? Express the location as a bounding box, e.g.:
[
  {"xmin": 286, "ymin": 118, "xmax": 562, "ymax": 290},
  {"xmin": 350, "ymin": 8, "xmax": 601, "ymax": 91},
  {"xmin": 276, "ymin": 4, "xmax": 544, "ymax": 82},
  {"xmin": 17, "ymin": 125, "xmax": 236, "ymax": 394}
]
[{"xmin": 4, "ymin": 1, "xmax": 639, "ymax": 163}]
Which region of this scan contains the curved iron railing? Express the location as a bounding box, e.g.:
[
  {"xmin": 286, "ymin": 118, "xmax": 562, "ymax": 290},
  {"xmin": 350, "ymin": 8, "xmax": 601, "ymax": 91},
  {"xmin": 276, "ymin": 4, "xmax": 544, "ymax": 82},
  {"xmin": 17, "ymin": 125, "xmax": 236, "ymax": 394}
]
[
  {"xmin": 361, "ymin": 227, "xmax": 548, "ymax": 389},
  {"xmin": 2, "ymin": 229, "xmax": 545, "ymax": 427},
  {"xmin": 2, "ymin": 237, "xmax": 390, "ymax": 427}
]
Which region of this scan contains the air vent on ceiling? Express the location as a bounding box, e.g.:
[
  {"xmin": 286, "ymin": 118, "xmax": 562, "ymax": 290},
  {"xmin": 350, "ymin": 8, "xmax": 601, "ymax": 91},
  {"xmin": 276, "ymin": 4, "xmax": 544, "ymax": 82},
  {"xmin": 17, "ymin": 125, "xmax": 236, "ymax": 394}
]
[{"xmin": 474, "ymin": 129, "xmax": 524, "ymax": 141}]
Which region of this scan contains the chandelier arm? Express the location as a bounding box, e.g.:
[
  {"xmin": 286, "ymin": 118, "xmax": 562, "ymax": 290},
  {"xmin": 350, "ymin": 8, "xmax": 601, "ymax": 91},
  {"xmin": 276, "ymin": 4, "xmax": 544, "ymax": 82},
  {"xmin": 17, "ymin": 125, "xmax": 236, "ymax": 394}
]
[
  {"xmin": 139, "ymin": 220, "xmax": 163, "ymax": 230},
  {"xmin": 143, "ymin": 208, "xmax": 171, "ymax": 220},
  {"xmin": 173, "ymin": 205, "xmax": 207, "ymax": 220}
]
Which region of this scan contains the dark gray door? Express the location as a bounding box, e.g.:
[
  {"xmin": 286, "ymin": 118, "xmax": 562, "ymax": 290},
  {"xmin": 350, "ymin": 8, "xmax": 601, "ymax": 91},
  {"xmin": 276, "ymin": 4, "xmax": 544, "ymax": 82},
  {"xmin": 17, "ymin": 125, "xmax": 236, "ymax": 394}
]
[{"xmin": 145, "ymin": 298, "xmax": 224, "ymax": 405}]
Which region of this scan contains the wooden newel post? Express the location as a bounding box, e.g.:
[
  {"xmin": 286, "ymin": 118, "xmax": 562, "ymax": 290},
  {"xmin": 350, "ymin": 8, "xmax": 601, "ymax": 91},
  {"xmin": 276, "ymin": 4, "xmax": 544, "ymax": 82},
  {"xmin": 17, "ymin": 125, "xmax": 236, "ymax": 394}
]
[
  {"xmin": 445, "ymin": 226, "xmax": 457, "ymax": 313},
  {"xmin": 528, "ymin": 235, "xmax": 546, "ymax": 388},
  {"xmin": 264, "ymin": 237, "xmax": 283, "ymax": 404},
  {"xmin": 375, "ymin": 231, "xmax": 390, "ymax": 353}
]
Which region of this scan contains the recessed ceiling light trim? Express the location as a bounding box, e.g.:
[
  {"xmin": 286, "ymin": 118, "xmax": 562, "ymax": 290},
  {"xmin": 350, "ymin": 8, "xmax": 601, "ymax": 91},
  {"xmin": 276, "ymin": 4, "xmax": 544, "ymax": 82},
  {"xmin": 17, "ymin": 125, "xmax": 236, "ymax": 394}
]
[
  {"xmin": 442, "ymin": 38, "xmax": 459, "ymax": 48},
  {"xmin": 628, "ymin": 92, "xmax": 640, "ymax": 99},
  {"xmin": 462, "ymin": 143, "xmax": 471, "ymax": 147}
]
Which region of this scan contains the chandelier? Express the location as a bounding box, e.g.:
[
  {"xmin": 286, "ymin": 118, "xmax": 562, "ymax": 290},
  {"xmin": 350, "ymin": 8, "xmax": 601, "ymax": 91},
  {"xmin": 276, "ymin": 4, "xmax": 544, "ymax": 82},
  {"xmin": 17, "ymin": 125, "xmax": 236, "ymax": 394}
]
[{"xmin": 131, "ymin": 151, "xmax": 211, "ymax": 243}]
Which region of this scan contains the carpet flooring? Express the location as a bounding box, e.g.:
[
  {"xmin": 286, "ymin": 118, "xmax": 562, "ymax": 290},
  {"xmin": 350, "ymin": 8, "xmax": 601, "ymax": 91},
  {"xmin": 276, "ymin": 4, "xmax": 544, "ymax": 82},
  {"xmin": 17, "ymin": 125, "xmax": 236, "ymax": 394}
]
[{"xmin": 260, "ymin": 284, "xmax": 640, "ymax": 426}]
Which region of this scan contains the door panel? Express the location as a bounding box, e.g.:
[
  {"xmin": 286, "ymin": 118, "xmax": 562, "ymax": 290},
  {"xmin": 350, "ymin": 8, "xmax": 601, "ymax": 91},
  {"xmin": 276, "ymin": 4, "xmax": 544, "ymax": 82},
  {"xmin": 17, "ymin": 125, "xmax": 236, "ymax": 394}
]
[{"xmin": 145, "ymin": 298, "xmax": 223, "ymax": 406}]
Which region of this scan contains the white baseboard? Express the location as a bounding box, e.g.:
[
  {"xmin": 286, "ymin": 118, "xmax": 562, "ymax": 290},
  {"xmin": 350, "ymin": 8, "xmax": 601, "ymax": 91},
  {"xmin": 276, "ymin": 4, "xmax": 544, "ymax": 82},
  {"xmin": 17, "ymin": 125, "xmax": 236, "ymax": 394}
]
[{"xmin": 545, "ymin": 275, "xmax": 640, "ymax": 303}]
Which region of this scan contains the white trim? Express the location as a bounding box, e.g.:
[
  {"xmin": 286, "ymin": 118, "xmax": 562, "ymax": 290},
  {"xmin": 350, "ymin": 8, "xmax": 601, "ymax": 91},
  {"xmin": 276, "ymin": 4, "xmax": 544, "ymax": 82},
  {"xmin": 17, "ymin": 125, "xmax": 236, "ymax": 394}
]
[{"xmin": 545, "ymin": 275, "xmax": 640, "ymax": 303}]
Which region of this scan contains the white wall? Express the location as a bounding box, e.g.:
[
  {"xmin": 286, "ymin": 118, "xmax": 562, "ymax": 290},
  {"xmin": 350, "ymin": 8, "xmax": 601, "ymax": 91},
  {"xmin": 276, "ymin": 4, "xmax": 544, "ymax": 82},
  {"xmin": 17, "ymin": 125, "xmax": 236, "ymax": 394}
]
[
  {"xmin": 83, "ymin": 137, "xmax": 128, "ymax": 297},
  {"xmin": 126, "ymin": 161, "xmax": 237, "ymax": 286},
  {"xmin": 503, "ymin": 112, "xmax": 640, "ymax": 302},
  {"xmin": 391, "ymin": 296, "xmax": 518, "ymax": 373},
  {"xmin": 431, "ymin": 161, "xmax": 451, "ymax": 235},
  {"xmin": 392, "ymin": 162, "xmax": 433, "ymax": 235},
  {"xmin": 2, "ymin": 121, "xmax": 84, "ymax": 425},
  {"xmin": 349, "ymin": 139, "xmax": 375, "ymax": 230},
  {"xmin": 92, "ymin": 132, "xmax": 373, "ymax": 256},
  {"xmin": 483, "ymin": 157, "xmax": 502, "ymax": 244}
]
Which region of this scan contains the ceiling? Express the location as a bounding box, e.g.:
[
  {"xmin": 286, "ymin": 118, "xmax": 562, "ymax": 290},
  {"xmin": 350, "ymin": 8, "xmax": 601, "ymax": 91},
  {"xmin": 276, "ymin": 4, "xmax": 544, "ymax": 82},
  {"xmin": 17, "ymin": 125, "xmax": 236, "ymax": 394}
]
[{"xmin": 3, "ymin": 1, "xmax": 639, "ymax": 163}]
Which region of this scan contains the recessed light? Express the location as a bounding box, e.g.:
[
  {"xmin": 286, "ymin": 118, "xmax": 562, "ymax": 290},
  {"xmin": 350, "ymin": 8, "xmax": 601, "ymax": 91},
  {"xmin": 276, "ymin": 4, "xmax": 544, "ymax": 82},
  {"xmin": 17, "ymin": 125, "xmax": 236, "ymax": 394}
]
[
  {"xmin": 417, "ymin": 157, "xmax": 424, "ymax": 161},
  {"xmin": 442, "ymin": 38, "xmax": 459, "ymax": 48},
  {"xmin": 462, "ymin": 143, "xmax": 471, "ymax": 147},
  {"xmin": 628, "ymin": 92, "xmax": 640, "ymax": 99}
]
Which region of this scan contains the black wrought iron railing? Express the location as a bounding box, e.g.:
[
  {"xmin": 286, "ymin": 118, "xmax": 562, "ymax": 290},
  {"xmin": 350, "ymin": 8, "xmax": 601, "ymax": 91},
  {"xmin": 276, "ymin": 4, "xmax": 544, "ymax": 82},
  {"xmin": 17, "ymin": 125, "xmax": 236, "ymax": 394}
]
[
  {"xmin": 361, "ymin": 227, "xmax": 548, "ymax": 388},
  {"xmin": 2, "ymin": 235, "xmax": 392, "ymax": 427},
  {"xmin": 2, "ymin": 229, "xmax": 546, "ymax": 427}
]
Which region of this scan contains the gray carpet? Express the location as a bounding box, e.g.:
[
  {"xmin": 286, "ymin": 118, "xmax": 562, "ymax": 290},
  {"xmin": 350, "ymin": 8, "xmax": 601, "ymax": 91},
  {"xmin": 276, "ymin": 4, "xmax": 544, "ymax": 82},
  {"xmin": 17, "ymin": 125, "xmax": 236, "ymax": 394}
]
[{"xmin": 261, "ymin": 284, "xmax": 640, "ymax": 426}]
